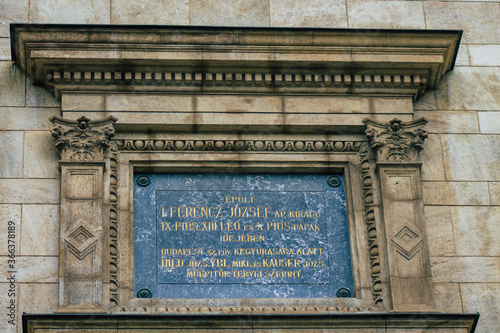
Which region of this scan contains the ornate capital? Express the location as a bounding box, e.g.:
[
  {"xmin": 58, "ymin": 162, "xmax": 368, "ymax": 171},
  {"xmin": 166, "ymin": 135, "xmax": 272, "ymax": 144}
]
[
  {"xmin": 50, "ymin": 115, "xmax": 117, "ymax": 161},
  {"xmin": 363, "ymin": 118, "xmax": 428, "ymax": 162}
]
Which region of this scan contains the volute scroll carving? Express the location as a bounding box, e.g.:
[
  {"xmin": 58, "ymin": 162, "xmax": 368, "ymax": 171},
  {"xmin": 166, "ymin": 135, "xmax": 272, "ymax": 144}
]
[
  {"xmin": 363, "ymin": 118, "xmax": 428, "ymax": 163},
  {"xmin": 50, "ymin": 115, "xmax": 118, "ymax": 161}
]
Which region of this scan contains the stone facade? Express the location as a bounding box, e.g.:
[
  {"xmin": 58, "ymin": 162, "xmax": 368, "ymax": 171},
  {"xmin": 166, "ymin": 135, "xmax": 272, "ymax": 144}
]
[{"xmin": 0, "ymin": 1, "xmax": 499, "ymax": 333}]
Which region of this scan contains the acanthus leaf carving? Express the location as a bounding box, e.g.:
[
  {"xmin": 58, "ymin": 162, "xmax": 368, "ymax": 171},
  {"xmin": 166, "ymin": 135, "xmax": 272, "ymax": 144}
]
[
  {"xmin": 363, "ymin": 118, "xmax": 428, "ymax": 163},
  {"xmin": 50, "ymin": 115, "xmax": 118, "ymax": 161}
]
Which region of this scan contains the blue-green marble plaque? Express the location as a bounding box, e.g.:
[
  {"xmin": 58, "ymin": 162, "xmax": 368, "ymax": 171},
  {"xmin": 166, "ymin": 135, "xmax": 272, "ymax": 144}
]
[{"xmin": 134, "ymin": 174, "xmax": 354, "ymax": 298}]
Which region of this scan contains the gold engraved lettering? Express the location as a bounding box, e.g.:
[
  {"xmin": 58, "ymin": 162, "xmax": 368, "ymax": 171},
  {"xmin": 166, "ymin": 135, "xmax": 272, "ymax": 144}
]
[
  {"xmin": 161, "ymin": 259, "xmax": 184, "ymax": 268},
  {"xmin": 225, "ymin": 196, "xmax": 255, "ymax": 204},
  {"xmin": 265, "ymin": 270, "xmax": 301, "ymax": 278},
  {"xmin": 220, "ymin": 235, "xmax": 265, "ymax": 242},
  {"xmin": 293, "ymin": 223, "xmax": 320, "ymax": 231},
  {"xmin": 262, "ymin": 258, "xmax": 301, "ymax": 268}
]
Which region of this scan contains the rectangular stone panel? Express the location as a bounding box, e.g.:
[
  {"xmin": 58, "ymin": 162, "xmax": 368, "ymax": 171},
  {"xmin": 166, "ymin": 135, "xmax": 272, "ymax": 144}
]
[{"xmin": 134, "ymin": 174, "xmax": 354, "ymax": 299}]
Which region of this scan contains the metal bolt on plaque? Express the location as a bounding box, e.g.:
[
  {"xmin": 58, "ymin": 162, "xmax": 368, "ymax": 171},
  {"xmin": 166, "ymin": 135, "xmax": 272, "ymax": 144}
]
[
  {"xmin": 136, "ymin": 175, "xmax": 151, "ymax": 187},
  {"xmin": 137, "ymin": 288, "xmax": 152, "ymax": 298}
]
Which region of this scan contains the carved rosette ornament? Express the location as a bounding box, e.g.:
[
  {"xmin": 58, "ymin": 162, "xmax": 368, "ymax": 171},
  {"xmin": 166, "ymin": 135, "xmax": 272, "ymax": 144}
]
[
  {"xmin": 363, "ymin": 118, "xmax": 428, "ymax": 162},
  {"xmin": 50, "ymin": 115, "xmax": 118, "ymax": 161}
]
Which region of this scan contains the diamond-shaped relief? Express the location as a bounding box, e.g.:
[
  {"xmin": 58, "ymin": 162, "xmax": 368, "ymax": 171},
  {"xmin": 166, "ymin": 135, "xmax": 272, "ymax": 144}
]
[
  {"xmin": 392, "ymin": 226, "xmax": 422, "ymax": 260},
  {"xmin": 66, "ymin": 226, "xmax": 97, "ymax": 260}
]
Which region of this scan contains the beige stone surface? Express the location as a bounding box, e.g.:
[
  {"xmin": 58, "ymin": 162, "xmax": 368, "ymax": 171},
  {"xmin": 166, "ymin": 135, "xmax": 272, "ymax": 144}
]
[
  {"xmin": 490, "ymin": 182, "xmax": 500, "ymax": 205},
  {"xmin": 0, "ymin": 0, "xmax": 29, "ymax": 37},
  {"xmin": 424, "ymin": 2, "xmax": 500, "ymax": 44},
  {"xmin": 347, "ymin": 1, "xmax": 425, "ymax": 29},
  {"xmin": 21, "ymin": 205, "xmax": 59, "ymax": 255},
  {"xmin": 106, "ymin": 94, "xmax": 193, "ymax": 112},
  {"xmin": 111, "ymin": 0, "xmax": 190, "ymax": 25},
  {"xmin": 424, "ymin": 206, "xmax": 456, "ymax": 257},
  {"xmin": 461, "ymin": 283, "xmax": 500, "ymax": 333},
  {"xmin": 29, "ymin": 0, "xmax": 110, "ymax": 24},
  {"xmin": 0, "ymin": 61, "xmax": 25, "ymax": 106},
  {"xmin": 431, "ymin": 257, "xmax": 500, "ymax": 283},
  {"xmin": 190, "ymin": 0, "xmax": 270, "ymax": 26},
  {"xmin": 371, "ymin": 98, "xmax": 413, "ymax": 115},
  {"xmin": 433, "ymin": 283, "xmax": 462, "ymax": 313},
  {"xmin": 454, "ymin": 44, "xmax": 469, "ymax": 67},
  {"xmin": 436, "ymin": 67, "xmax": 500, "ymax": 111},
  {"xmin": 478, "ymin": 112, "xmax": 500, "ymax": 134},
  {"xmin": 413, "ymin": 91, "xmax": 437, "ymax": 111},
  {"xmin": 0, "ymin": 204, "xmax": 21, "ymax": 255},
  {"xmin": 414, "ymin": 111, "xmax": 479, "ymax": 134},
  {"xmin": 0, "ymin": 283, "xmax": 17, "ymax": 333},
  {"xmin": 422, "ymin": 181, "xmax": 490, "ymax": 205},
  {"xmin": 26, "ymin": 81, "xmax": 60, "ymax": 107},
  {"xmin": 0, "ymin": 37, "xmax": 10, "ymax": 60},
  {"xmin": 469, "ymin": 45, "xmax": 500, "ymax": 66},
  {"xmin": 270, "ymin": 0, "xmax": 347, "ymax": 28},
  {"xmin": 284, "ymin": 96, "xmax": 369, "ymax": 114},
  {"xmin": 18, "ymin": 283, "xmax": 58, "ymax": 313},
  {"xmin": 197, "ymin": 95, "xmax": 281, "ymax": 113},
  {"xmin": 16, "ymin": 256, "xmax": 58, "ymax": 282},
  {"xmin": 0, "ymin": 179, "xmax": 59, "ymax": 204},
  {"xmin": 0, "ymin": 131, "xmax": 23, "ymax": 178},
  {"xmin": 420, "ymin": 134, "xmax": 445, "ymax": 181},
  {"xmin": 23, "ymin": 131, "xmax": 59, "ymax": 178},
  {"xmin": 441, "ymin": 134, "xmax": 500, "ymax": 181},
  {"xmin": 61, "ymin": 94, "xmax": 105, "ymax": 112},
  {"xmin": 0, "ymin": 107, "xmax": 59, "ymax": 130},
  {"xmin": 451, "ymin": 206, "xmax": 500, "ymax": 256}
]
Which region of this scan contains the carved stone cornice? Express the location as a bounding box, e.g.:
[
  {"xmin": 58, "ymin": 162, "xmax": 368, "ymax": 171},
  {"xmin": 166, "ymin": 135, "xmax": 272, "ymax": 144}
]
[
  {"xmin": 50, "ymin": 115, "xmax": 117, "ymax": 161},
  {"xmin": 363, "ymin": 118, "xmax": 428, "ymax": 163},
  {"xmin": 10, "ymin": 25, "xmax": 461, "ymax": 99}
]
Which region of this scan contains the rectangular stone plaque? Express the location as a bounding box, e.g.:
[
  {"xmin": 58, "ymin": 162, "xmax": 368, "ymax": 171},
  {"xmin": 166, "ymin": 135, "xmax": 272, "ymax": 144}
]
[{"xmin": 134, "ymin": 174, "xmax": 354, "ymax": 298}]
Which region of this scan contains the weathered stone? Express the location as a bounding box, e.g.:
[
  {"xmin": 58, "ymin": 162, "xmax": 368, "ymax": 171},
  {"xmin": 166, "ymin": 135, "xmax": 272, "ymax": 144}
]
[
  {"xmin": 419, "ymin": 134, "xmax": 445, "ymax": 181},
  {"xmin": 284, "ymin": 96, "xmax": 371, "ymax": 114},
  {"xmin": 190, "ymin": 0, "xmax": 270, "ymax": 26},
  {"xmin": 441, "ymin": 134, "xmax": 500, "ymax": 181},
  {"xmin": 0, "ymin": 204, "xmax": 21, "ymax": 255},
  {"xmin": 23, "ymin": 131, "xmax": 59, "ymax": 178},
  {"xmin": 0, "ymin": 37, "xmax": 10, "ymax": 60},
  {"xmin": 461, "ymin": 283, "xmax": 500, "ymax": 333},
  {"xmin": 490, "ymin": 182, "xmax": 500, "ymax": 205},
  {"xmin": 451, "ymin": 206, "xmax": 500, "ymax": 256},
  {"xmin": 433, "ymin": 283, "xmax": 462, "ymax": 313},
  {"xmin": 478, "ymin": 112, "xmax": 500, "ymax": 134},
  {"xmin": 0, "ymin": 131, "xmax": 23, "ymax": 178},
  {"xmin": 198, "ymin": 95, "xmax": 281, "ymax": 113},
  {"xmin": 21, "ymin": 205, "xmax": 59, "ymax": 256},
  {"xmin": 423, "ymin": 181, "xmax": 490, "ymax": 205},
  {"xmin": 105, "ymin": 94, "xmax": 193, "ymax": 112},
  {"xmin": 0, "ymin": 0, "xmax": 28, "ymax": 37},
  {"xmin": 424, "ymin": 2, "xmax": 500, "ymax": 44},
  {"xmin": 61, "ymin": 94, "xmax": 105, "ymax": 112},
  {"xmin": 29, "ymin": 0, "xmax": 110, "ymax": 24},
  {"xmin": 348, "ymin": 1, "xmax": 426, "ymax": 29},
  {"xmin": 431, "ymin": 257, "xmax": 500, "ymax": 283},
  {"xmin": 0, "ymin": 107, "xmax": 59, "ymax": 130},
  {"xmin": 111, "ymin": 0, "xmax": 189, "ymax": 25},
  {"xmin": 413, "ymin": 91, "xmax": 437, "ymax": 111},
  {"xmin": 454, "ymin": 44, "xmax": 469, "ymax": 66},
  {"xmin": 469, "ymin": 45, "xmax": 500, "ymax": 66},
  {"xmin": 0, "ymin": 179, "xmax": 59, "ymax": 204},
  {"xmin": 436, "ymin": 67, "xmax": 500, "ymax": 111},
  {"xmin": 371, "ymin": 98, "xmax": 413, "ymax": 115},
  {"xmin": 0, "ymin": 61, "xmax": 25, "ymax": 106},
  {"xmin": 270, "ymin": 0, "xmax": 347, "ymax": 28},
  {"xmin": 18, "ymin": 283, "xmax": 58, "ymax": 313},
  {"xmin": 26, "ymin": 81, "xmax": 60, "ymax": 107},
  {"xmin": 17, "ymin": 257, "xmax": 58, "ymax": 282},
  {"xmin": 424, "ymin": 206, "xmax": 456, "ymax": 257},
  {"xmin": 414, "ymin": 111, "xmax": 479, "ymax": 134}
]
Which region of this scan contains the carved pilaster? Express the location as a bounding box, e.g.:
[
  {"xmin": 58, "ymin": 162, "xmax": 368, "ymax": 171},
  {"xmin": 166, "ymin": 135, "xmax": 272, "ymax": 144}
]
[
  {"xmin": 51, "ymin": 116, "xmax": 117, "ymax": 313},
  {"xmin": 363, "ymin": 118, "xmax": 435, "ymax": 312}
]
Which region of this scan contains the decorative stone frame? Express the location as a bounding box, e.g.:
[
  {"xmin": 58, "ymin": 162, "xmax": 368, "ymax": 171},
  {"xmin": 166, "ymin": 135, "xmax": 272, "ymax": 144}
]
[
  {"xmin": 112, "ymin": 136, "xmax": 378, "ymax": 313},
  {"xmin": 12, "ymin": 24, "xmax": 479, "ymax": 333}
]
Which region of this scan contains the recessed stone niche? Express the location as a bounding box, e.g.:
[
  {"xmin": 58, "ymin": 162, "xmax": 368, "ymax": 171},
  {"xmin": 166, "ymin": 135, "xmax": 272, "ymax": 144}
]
[{"xmin": 11, "ymin": 24, "xmax": 479, "ymax": 332}]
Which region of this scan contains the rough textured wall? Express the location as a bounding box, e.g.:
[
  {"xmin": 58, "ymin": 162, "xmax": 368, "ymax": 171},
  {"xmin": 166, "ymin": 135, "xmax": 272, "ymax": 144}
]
[{"xmin": 0, "ymin": 1, "xmax": 499, "ymax": 333}]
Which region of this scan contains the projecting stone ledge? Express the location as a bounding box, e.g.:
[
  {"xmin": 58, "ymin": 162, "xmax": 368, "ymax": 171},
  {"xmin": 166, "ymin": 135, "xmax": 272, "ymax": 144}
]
[
  {"xmin": 10, "ymin": 25, "xmax": 461, "ymax": 99},
  {"xmin": 22, "ymin": 313, "xmax": 479, "ymax": 332}
]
